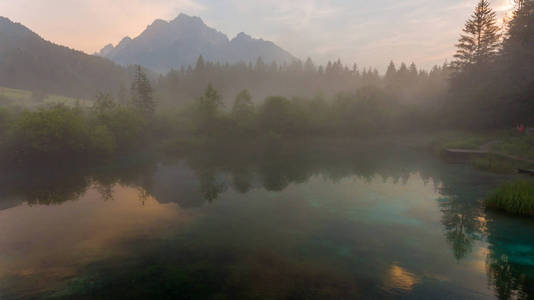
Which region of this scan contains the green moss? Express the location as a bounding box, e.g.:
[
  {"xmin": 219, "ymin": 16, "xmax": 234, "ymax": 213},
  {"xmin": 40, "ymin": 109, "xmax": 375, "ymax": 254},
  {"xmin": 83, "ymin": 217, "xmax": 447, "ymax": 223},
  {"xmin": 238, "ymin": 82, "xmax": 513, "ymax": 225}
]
[{"xmin": 486, "ymin": 179, "xmax": 534, "ymax": 217}]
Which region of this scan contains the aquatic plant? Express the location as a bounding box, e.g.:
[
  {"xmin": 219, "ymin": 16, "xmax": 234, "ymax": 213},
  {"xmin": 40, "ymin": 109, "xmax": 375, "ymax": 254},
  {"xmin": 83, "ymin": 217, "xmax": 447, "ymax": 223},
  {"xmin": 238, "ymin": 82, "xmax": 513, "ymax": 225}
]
[{"xmin": 485, "ymin": 179, "xmax": 534, "ymax": 217}]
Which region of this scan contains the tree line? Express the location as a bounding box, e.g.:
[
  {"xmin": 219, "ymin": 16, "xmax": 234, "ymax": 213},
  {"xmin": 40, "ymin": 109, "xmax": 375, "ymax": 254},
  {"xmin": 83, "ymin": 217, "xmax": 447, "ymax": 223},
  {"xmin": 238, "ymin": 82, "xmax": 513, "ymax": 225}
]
[
  {"xmin": 447, "ymin": 0, "xmax": 534, "ymax": 128},
  {"xmin": 154, "ymin": 55, "xmax": 450, "ymax": 108}
]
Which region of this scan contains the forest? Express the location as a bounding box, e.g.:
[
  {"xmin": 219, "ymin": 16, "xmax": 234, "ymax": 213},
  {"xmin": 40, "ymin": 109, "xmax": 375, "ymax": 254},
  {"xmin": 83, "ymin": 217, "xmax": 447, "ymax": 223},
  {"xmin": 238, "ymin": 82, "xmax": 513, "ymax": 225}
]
[{"xmin": 0, "ymin": 0, "xmax": 532, "ymax": 164}]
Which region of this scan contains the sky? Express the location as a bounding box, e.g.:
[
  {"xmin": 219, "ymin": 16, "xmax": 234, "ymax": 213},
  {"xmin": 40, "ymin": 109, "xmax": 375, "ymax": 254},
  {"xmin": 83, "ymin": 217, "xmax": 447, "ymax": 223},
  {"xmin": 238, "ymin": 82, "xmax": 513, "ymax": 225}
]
[{"xmin": 0, "ymin": 0, "xmax": 516, "ymax": 71}]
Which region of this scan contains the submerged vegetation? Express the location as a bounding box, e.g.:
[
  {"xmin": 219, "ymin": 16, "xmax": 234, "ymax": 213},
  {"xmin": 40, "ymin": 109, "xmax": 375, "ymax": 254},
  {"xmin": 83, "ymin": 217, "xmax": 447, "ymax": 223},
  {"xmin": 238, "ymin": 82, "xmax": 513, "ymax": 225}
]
[{"xmin": 486, "ymin": 179, "xmax": 534, "ymax": 216}]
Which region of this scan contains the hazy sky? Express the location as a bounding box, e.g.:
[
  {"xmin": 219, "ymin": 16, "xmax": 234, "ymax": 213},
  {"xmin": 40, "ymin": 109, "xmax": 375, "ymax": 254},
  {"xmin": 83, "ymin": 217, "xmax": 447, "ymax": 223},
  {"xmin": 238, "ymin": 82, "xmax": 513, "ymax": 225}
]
[{"xmin": 0, "ymin": 0, "xmax": 515, "ymax": 71}]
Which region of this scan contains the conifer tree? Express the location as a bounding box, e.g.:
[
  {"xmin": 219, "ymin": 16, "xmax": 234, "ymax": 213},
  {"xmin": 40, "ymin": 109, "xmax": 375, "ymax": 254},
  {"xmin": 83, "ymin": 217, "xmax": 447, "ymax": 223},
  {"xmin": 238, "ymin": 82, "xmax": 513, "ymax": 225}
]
[
  {"xmin": 453, "ymin": 0, "xmax": 501, "ymax": 71},
  {"xmin": 232, "ymin": 89, "xmax": 255, "ymax": 127},
  {"xmin": 499, "ymin": 0, "xmax": 534, "ymax": 120},
  {"xmin": 131, "ymin": 65, "xmax": 155, "ymax": 116},
  {"xmin": 384, "ymin": 61, "xmax": 398, "ymax": 88},
  {"xmin": 194, "ymin": 84, "xmax": 223, "ymax": 135}
]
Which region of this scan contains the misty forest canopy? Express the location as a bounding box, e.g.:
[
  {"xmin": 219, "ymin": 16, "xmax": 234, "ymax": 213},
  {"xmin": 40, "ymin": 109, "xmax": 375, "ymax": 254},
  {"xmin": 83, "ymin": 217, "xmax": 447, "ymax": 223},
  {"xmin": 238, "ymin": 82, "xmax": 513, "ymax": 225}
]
[{"xmin": 0, "ymin": 0, "xmax": 533, "ymax": 164}]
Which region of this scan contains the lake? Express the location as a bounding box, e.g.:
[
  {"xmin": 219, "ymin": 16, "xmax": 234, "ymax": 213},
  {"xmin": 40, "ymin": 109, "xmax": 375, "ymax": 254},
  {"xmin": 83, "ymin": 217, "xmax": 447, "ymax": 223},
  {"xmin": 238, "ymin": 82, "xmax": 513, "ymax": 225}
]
[{"xmin": 1, "ymin": 140, "xmax": 533, "ymax": 299}]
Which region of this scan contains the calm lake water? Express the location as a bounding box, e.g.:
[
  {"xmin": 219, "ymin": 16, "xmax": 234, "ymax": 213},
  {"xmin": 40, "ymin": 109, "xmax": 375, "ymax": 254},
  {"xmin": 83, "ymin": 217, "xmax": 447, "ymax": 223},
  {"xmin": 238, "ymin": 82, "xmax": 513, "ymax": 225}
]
[{"xmin": 1, "ymin": 141, "xmax": 533, "ymax": 299}]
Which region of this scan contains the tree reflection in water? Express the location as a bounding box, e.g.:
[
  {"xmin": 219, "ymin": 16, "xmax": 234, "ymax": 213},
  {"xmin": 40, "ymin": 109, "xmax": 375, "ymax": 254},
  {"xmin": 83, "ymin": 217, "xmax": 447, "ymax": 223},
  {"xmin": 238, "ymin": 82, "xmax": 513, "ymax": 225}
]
[{"xmin": 0, "ymin": 140, "xmax": 533, "ymax": 299}]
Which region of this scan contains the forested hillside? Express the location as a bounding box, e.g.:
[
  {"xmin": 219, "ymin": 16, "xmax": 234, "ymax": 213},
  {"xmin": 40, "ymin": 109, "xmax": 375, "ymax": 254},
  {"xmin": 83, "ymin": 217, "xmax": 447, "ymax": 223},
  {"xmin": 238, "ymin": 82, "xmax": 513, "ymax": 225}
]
[{"xmin": 0, "ymin": 17, "xmax": 129, "ymax": 99}]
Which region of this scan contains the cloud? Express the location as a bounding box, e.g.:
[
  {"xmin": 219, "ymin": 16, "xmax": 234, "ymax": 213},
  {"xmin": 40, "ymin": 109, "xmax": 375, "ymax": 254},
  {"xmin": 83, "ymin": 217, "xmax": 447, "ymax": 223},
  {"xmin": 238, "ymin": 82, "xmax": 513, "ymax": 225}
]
[{"xmin": 0, "ymin": 0, "xmax": 514, "ymax": 71}]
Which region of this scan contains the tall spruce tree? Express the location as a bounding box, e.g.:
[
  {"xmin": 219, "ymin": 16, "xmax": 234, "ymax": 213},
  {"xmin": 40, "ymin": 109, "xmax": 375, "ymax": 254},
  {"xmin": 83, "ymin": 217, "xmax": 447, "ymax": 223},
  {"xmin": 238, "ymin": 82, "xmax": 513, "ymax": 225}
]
[
  {"xmin": 499, "ymin": 0, "xmax": 534, "ymax": 121},
  {"xmin": 453, "ymin": 0, "xmax": 501, "ymax": 71},
  {"xmin": 131, "ymin": 65, "xmax": 155, "ymax": 116}
]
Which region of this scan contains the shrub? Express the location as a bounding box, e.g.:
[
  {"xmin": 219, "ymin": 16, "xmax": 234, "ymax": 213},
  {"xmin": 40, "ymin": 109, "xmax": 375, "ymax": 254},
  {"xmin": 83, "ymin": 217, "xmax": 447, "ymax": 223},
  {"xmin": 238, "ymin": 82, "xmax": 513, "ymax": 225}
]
[
  {"xmin": 92, "ymin": 107, "xmax": 147, "ymax": 152},
  {"xmin": 89, "ymin": 125, "xmax": 116, "ymax": 157},
  {"xmin": 6, "ymin": 104, "xmax": 91, "ymax": 160}
]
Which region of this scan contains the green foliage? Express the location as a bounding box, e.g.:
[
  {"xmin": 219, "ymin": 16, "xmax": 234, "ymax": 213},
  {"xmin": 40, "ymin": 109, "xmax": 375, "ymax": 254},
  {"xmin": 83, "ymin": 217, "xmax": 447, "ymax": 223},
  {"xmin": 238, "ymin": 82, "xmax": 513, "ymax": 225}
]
[
  {"xmin": 470, "ymin": 156, "xmax": 516, "ymax": 173},
  {"xmin": 0, "ymin": 107, "xmax": 13, "ymax": 145},
  {"xmin": 6, "ymin": 104, "xmax": 91, "ymax": 159},
  {"xmin": 89, "ymin": 125, "xmax": 116, "ymax": 157},
  {"xmin": 231, "ymin": 89, "xmax": 255, "ymax": 130},
  {"xmin": 259, "ymin": 96, "xmax": 295, "ymax": 135},
  {"xmin": 442, "ymin": 137, "xmax": 488, "ymax": 150},
  {"xmin": 453, "ymin": 0, "xmax": 500, "ymax": 70},
  {"xmin": 330, "ymin": 87, "xmax": 400, "ymax": 136},
  {"xmin": 491, "ymin": 134, "xmax": 534, "ymax": 160},
  {"xmin": 93, "ymin": 93, "xmax": 116, "ymax": 114},
  {"xmin": 193, "ymin": 84, "xmax": 224, "ymax": 136},
  {"xmin": 0, "ymin": 85, "xmax": 90, "ymax": 108},
  {"xmin": 486, "ymin": 179, "xmax": 534, "ymax": 216},
  {"xmin": 131, "ymin": 66, "xmax": 155, "ymax": 117},
  {"xmin": 2, "ymin": 95, "xmax": 148, "ymax": 163},
  {"xmin": 447, "ymin": 0, "xmax": 534, "ymax": 128},
  {"xmin": 91, "ymin": 95, "xmax": 147, "ymax": 152}
]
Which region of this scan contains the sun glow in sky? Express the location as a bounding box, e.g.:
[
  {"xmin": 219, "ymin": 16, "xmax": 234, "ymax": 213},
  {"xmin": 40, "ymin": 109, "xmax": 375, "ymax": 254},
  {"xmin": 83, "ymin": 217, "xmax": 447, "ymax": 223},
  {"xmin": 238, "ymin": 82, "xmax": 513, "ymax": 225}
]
[{"xmin": 0, "ymin": 0, "xmax": 516, "ymax": 71}]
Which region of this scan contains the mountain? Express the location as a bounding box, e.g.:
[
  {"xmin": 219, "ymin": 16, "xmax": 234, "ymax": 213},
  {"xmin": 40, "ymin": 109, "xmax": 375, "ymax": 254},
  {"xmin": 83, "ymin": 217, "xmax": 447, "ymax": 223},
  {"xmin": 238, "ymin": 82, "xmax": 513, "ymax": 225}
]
[
  {"xmin": 0, "ymin": 16, "xmax": 128, "ymax": 98},
  {"xmin": 98, "ymin": 13, "xmax": 297, "ymax": 73}
]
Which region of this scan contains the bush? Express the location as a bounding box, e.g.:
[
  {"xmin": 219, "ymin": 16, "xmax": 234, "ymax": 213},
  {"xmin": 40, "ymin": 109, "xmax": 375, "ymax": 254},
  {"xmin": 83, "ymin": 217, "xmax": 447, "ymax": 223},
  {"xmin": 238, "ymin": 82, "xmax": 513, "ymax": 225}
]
[
  {"xmin": 1, "ymin": 102, "xmax": 149, "ymax": 163},
  {"xmin": 92, "ymin": 106, "xmax": 147, "ymax": 152},
  {"xmin": 485, "ymin": 179, "xmax": 534, "ymax": 216},
  {"xmin": 89, "ymin": 125, "xmax": 116, "ymax": 157},
  {"xmin": 259, "ymin": 96, "xmax": 295, "ymax": 135},
  {"xmin": 6, "ymin": 104, "xmax": 91, "ymax": 160}
]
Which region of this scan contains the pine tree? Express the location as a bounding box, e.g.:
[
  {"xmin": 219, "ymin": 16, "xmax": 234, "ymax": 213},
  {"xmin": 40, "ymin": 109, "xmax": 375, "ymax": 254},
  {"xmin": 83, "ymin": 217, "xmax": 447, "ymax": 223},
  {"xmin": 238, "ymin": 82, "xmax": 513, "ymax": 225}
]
[
  {"xmin": 502, "ymin": 0, "xmax": 534, "ymax": 61},
  {"xmin": 453, "ymin": 0, "xmax": 501, "ymax": 71},
  {"xmin": 499, "ymin": 0, "xmax": 534, "ymax": 121},
  {"xmin": 195, "ymin": 55, "xmax": 205, "ymax": 72},
  {"xmin": 304, "ymin": 58, "xmax": 316, "ymax": 73},
  {"xmin": 232, "ymin": 89, "xmax": 255, "ymax": 127},
  {"xmin": 194, "ymin": 84, "xmax": 223, "ymax": 135},
  {"xmin": 384, "ymin": 61, "xmax": 398, "ymax": 88},
  {"xmin": 131, "ymin": 65, "xmax": 155, "ymax": 116}
]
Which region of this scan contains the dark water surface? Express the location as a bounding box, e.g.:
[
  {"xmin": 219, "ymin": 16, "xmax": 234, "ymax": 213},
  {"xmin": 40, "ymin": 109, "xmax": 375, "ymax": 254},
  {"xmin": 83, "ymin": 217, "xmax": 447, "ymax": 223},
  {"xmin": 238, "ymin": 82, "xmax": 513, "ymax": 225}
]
[{"xmin": 1, "ymin": 141, "xmax": 533, "ymax": 299}]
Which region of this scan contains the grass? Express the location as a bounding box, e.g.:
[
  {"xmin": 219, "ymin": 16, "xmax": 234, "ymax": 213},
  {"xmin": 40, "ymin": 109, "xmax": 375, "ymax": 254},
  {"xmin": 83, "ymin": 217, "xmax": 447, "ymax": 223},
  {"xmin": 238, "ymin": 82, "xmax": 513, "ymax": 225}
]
[
  {"xmin": 486, "ymin": 179, "xmax": 534, "ymax": 217},
  {"xmin": 0, "ymin": 86, "xmax": 31, "ymax": 100},
  {"xmin": 470, "ymin": 155, "xmax": 518, "ymax": 174},
  {"xmin": 425, "ymin": 130, "xmax": 497, "ymax": 155},
  {"xmin": 0, "ymin": 85, "xmax": 91, "ymax": 107},
  {"xmin": 438, "ymin": 132, "xmax": 493, "ymax": 150},
  {"xmin": 491, "ymin": 134, "xmax": 534, "ymax": 161}
]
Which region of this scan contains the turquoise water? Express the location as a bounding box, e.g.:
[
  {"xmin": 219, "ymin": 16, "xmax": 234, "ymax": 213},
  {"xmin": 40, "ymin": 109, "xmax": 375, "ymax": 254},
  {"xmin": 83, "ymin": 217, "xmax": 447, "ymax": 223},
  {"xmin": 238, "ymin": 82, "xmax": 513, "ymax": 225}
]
[{"xmin": 0, "ymin": 143, "xmax": 533, "ymax": 299}]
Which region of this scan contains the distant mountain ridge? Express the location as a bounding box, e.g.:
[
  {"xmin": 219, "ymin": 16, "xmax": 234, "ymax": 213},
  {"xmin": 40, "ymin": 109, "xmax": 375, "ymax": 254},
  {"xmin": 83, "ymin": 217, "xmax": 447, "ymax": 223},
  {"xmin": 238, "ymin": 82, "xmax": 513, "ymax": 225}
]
[
  {"xmin": 0, "ymin": 16, "xmax": 128, "ymax": 98},
  {"xmin": 98, "ymin": 13, "xmax": 297, "ymax": 73}
]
